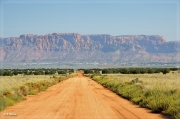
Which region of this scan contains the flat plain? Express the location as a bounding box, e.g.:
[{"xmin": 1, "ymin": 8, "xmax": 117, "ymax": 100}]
[{"xmin": 0, "ymin": 72, "xmax": 174, "ymax": 119}]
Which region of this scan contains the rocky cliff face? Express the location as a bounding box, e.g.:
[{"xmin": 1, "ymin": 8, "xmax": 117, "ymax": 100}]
[{"xmin": 0, "ymin": 33, "xmax": 179, "ymax": 62}]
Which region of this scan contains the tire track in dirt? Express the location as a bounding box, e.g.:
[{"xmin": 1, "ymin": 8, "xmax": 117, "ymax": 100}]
[{"xmin": 0, "ymin": 74, "xmax": 172, "ymax": 119}]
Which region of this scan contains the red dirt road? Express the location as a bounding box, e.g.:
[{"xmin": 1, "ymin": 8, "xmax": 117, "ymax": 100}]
[{"xmin": 0, "ymin": 75, "xmax": 170, "ymax": 119}]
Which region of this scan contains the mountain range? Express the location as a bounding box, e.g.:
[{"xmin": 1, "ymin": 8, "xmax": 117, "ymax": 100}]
[{"xmin": 0, "ymin": 33, "xmax": 180, "ymax": 63}]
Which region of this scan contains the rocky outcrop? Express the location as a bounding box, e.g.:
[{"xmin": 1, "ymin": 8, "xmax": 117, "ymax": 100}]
[{"xmin": 0, "ymin": 33, "xmax": 179, "ymax": 62}]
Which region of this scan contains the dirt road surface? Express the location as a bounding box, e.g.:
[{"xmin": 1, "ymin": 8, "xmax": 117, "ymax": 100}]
[{"xmin": 0, "ymin": 74, "xmax": 171, "ymax": 119}]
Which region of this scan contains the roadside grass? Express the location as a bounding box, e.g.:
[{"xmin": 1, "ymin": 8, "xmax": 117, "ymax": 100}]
[
  {"xmin": 0, "ymin": 74, "xmax": 74, "ymax": 111},
  {"xmin": 91, "ymin": 71, "xmax": 180, "ymax": 118}
]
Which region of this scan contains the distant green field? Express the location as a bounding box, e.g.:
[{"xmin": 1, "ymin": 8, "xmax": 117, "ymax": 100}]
[
  {"xmin": 103, "ymin": 71, "xmax": 180, "ymax": 89},
  {"xmin": 0, "ymin": 75, "xmax": 52, "ymax": 93}
]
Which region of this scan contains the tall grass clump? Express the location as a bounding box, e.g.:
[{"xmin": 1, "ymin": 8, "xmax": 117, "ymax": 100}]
[{"xmin": 91, "ymin": 73, "xmax": 180, "ymax": 119}]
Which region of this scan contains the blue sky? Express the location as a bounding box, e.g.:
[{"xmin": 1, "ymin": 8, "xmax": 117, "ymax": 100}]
[{"xmin": 0, "ymin": 0, "xmax": 179, "ymax": 41}]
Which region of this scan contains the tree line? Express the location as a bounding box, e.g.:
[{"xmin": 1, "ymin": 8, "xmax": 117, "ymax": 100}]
[
  {"xmin": 0, "ymin": 68, "xmax": 179, "ymax": 76},
  {"xmin": 83, "ymin": 68, "xmax": 179, "ymax": 74},
  {"xmin": 0, "ymin": 68, "xmax": 74, "ymax": 76}
]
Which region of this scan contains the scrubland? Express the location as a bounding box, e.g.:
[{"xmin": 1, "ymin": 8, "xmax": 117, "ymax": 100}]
[
  {"xmin": 0, "ymin": 74, "xmax": 73, "ymax": 111},
  {"xmin": 91, "ymin": 71, "xmax": 180, "ymax": 118}
]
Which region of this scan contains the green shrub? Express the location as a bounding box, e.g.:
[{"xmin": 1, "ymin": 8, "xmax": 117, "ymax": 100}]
[
  {"xmin": 105, "ymin": 80, "xmax": 121, "ymax": 92},
  {"xmin": 0, "ymin": 98, "xmax": 6, "ymax": 111},
  {"xmin": 130, "ymin": 78, "xmax": 143, "ymax": 84},
  {"xmin": 28, "ymin": 90, "xmax": 38, "ymax": 95},
  {"xmin": 117, "ymin": 84, "xmax": 143, "ymax": 100},
  {"xmin": 10, "ymin": 96, "xmax": 26, "ymax": 102},
  {"xmin": 4, "ymin": 98, "xmax": 15, "ymax": 107},
  {"xmin": 40, "ymin": 86, "xmax": 48, "ymax": 91}
]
